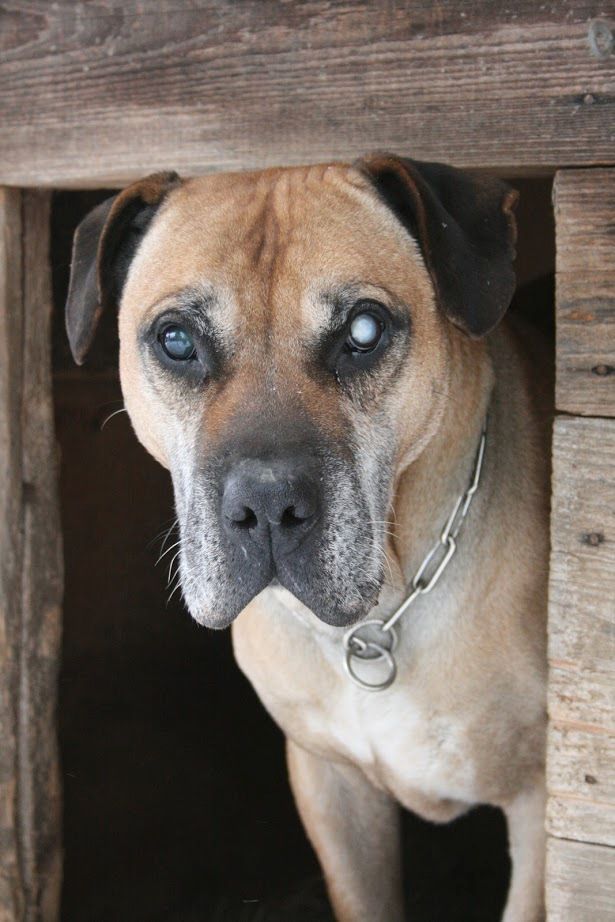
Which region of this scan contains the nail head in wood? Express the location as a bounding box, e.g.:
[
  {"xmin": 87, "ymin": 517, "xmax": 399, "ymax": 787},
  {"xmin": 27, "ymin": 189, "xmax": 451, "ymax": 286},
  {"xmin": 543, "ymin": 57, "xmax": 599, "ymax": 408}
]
[{"xmin": 588, "ymin": 19, "xmax": 614, "ymax": 59}]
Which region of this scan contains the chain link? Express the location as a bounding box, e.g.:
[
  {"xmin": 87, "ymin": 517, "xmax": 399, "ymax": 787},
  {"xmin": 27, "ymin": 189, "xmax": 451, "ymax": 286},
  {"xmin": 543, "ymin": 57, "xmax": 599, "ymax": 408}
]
[{"xmin": 343, "ymin": 424, "xmax": 487, "ymax": 691}]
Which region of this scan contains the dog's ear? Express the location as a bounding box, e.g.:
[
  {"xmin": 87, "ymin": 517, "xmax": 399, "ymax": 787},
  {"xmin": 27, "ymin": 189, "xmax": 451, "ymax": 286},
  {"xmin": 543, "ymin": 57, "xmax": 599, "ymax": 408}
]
[
  {"xmin": 65, "ymin": 171, "xmax": 182, "ymax": 364},
  {"xmin": 357, "ymin": 154, "xmax": 518, "ymax": 338}
]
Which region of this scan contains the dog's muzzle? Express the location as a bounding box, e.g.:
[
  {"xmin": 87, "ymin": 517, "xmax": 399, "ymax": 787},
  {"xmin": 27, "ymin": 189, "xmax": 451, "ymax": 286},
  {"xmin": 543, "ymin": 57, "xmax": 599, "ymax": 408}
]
[{"xmin": 178, "ymin": 420, "xmax": 385, "ymax": 628}]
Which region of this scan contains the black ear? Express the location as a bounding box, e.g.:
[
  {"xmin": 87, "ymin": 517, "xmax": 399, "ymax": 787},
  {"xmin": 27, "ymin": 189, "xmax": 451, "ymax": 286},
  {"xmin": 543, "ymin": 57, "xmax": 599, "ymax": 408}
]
[
  {"xmin": 65, "ymin": 171, "xmax": 182, "ymax": 364},
  {"xmin": 358, "ymin": 154, "xmax": 518, "ymax": 337}
]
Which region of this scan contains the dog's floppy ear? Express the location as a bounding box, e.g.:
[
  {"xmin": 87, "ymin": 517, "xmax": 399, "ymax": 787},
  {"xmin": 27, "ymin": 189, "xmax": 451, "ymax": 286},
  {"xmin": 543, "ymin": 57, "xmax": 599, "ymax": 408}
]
[
  {"xmin": 65, "ymin": 171, "xmax": 182, "ymax": 364},
  {"xmin": 358, "ymin": 154, "xmax": 518, "ymax": 338}
]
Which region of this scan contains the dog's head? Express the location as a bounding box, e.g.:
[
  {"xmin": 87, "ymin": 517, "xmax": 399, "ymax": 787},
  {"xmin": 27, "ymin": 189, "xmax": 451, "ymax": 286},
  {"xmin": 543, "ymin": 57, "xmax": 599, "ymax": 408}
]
[{"xmin": 66, "ymin": 156, "xmax": 517, "ymax": 628}]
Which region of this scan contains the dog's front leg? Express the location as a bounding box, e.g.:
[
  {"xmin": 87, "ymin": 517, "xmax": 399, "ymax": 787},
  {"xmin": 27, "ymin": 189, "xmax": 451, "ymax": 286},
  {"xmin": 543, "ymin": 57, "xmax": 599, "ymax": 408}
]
[
  {"xmin": 501, "ymin": 776, "xmax": 546, "ymax": 922},
  {"xmin": 286, "ymin": 739, "xmax": 404, "ymax": 922}
]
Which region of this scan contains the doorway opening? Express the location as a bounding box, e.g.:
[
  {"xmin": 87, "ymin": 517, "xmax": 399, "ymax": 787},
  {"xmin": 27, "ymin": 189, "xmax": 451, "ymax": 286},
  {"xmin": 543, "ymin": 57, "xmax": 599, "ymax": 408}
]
[{"xmin": 51, "ymin": 176, "xmax": 554, "ymax": 922}]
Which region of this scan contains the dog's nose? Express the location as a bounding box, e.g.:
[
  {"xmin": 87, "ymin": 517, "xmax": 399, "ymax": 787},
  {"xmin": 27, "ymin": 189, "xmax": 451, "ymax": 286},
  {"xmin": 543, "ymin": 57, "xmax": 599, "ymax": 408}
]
[{"xmin": 221, "ymin": 459, "xmax": 320, "ymax": 551}]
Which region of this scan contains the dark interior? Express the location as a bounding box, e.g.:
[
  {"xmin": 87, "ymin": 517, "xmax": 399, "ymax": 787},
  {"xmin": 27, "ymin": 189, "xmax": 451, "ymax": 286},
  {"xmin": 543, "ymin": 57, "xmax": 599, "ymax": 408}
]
[{"xmin": 52, "ymin": 176, "xmax": 554, "ymax": 922}]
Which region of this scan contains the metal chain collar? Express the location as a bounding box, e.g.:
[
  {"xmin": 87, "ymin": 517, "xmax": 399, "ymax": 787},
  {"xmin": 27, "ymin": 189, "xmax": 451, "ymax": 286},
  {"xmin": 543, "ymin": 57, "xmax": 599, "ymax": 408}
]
[{"xmin": 343, "ymin": 424, "xmax": 487, "ymax": 692}]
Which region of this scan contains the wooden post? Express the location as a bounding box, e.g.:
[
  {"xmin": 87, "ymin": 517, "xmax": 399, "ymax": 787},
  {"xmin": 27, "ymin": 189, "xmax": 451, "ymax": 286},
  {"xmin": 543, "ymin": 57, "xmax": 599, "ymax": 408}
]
[
  {"xmin": 0, "ymin": 190, "xmax": 62, "ymax": 922},
  {"xmin": 546, "ymin": 170, "xmax": 615, "ymax": 919}
]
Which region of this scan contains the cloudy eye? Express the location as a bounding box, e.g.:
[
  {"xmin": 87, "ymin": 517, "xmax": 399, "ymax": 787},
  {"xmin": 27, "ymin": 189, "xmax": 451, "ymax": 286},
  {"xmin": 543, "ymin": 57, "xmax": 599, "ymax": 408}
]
[
  {"xmin": 347, "ymin": 312, "xmax": 383, "ymax": 353},
  {"xmin": 159, "ymin": 324, "xmax": 196, "ymax": 361}
]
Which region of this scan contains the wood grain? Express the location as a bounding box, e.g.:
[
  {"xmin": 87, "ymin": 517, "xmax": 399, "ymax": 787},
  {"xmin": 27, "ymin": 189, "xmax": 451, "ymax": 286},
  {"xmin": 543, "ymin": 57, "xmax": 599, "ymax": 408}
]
[
  {"xmin": 555, "ymin": 169, "xmax": 615, "ymax": 417},
  {"xmin": 19, "ymin": 191, "xmax": 63, "ymax": 922},
  {"xmin": 0, "ymin": 190, "xmax": 62, "ymax": 922},
  {"xmin": 547, "ymin": 416, "xmax": 615, "ymax": 848},
  {"xmin": 0, "ymin": 187, "xmax": 25, "ymax": 922},
  {"xmin": 0, "ymin": 1, "xmax": 614, "ymax": 187},
  {"xmin": 548, "ymin": 724, "xmax": 615, "ymax": 846},
  {"xmin": 546, "ymin": 837, "xmax": 615, "ymax": 920}
]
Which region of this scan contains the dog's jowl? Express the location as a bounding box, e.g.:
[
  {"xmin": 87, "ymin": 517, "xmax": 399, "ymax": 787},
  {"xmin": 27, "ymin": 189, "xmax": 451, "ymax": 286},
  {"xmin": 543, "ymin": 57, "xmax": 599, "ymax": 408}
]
[{"xmin": 66, "ymin": 156, "xmax": 550, "ymax": 922}]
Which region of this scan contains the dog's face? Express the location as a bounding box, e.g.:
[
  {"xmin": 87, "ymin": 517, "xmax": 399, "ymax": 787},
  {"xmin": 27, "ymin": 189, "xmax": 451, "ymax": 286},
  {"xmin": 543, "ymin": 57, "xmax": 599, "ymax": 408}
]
[{"xmin": 66, "ymin": 157, "xmax": 517, "ymax": 628}]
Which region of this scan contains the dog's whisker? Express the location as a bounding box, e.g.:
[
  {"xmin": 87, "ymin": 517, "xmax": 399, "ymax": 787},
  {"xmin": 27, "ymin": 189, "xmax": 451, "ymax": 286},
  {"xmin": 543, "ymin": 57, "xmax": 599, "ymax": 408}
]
[
  {"xmin": 365, "ymin": 519, "xmax": 400, "ymax": 539},
  {"xmin": 100, "ymin": 406, "xmax": 128, "ymax": 431},
  {"xmin": 159, "ymin": 518, "xmax": 179, "ymax": 552},
  {"xmin": 167, "ymin": 571, "xmax": 186, "ymax": 605},
  {"xmin": 367, "ymin": 526, "xmax": 397, "ymax": 538},
  {"xmin": 146, "ymin": 516, "xmax": 179, "ymax": 551},
  {"xmin": 167, "ymin": 549, "xmax": 182, "ymax": 585},
  {"xmin": 365, "ymin": 544, "xmax": 397, "ymax": 586},
  {"xmin": 156, "ymin": 539, "xmax": 182, "ymax": 567}
]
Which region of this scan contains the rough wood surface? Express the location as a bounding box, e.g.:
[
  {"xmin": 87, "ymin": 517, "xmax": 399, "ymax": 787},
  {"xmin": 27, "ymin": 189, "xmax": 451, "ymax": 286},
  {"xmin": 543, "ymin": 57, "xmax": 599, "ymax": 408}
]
[
  {"xmin": 546, "ymin": 837, "xmax": 615, "ymax": 920},
  {"xmin": 0, "ymin": 1, "xmax": 614, "ymax": 187},
  {"xmin": 547, "ymin": 416, "xmax": 615, "ymax": 848},
  {"xmin": 0, "ymin": 190, "xmax": 62, "ymax": 921},
  {"xmin": 555, "ymin": 169, "xmax": 615, "ymax": 417},
  {"xmin": 0, "ymin": 187, "xmax": 25, "ymax": 922}
]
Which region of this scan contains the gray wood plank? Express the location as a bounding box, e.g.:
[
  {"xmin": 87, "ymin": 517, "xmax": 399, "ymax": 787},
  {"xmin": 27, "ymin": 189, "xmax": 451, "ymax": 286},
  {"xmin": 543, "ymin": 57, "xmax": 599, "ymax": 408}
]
[
  {"xmin": 547, "ymin": 416, "xmax": 615, "ymax": 848},
  {"xmin": 546, "ymin": 838, "xmax": 615, "ymax": 920},
  {"xmin": 555, "ymin": 169, "xmax": 615, "ymax": 417}
]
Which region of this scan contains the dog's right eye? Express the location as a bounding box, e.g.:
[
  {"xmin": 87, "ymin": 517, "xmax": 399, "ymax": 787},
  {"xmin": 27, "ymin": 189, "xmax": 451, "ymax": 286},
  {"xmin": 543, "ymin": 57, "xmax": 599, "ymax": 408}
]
[{"xmin": 159, "ymin": 324, "xmax": 197, "ymax": 361}]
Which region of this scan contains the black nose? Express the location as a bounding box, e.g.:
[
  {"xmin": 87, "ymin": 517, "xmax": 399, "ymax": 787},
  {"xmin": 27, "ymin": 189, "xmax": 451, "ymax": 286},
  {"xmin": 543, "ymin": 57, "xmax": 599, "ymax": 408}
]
[{"xmin": 221, "ymin": 459, "xmax": 320, "ymax": 552}]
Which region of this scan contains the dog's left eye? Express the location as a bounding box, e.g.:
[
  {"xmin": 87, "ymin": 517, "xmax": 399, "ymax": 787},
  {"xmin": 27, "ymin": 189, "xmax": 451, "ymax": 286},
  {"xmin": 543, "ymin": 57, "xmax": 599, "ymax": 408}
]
[
  {"xmin": 346, "ymin": 312, "xmax": 383, "ymax": 353},
  {"xmin": 159, "ymin": 324, "xmax": 197, "ymax": 361}
]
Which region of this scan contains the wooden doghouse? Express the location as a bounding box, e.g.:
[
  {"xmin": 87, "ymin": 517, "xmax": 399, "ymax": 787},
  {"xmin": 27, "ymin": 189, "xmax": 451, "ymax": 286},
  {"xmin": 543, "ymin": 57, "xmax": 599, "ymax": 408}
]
[{"xmin": 0, "ymin": 3, "xmax": 613, "ymax": 920}]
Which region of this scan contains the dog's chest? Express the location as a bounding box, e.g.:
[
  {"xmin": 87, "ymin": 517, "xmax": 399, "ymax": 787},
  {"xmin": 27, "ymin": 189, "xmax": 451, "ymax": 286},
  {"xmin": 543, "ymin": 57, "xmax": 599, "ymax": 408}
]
[
  {"xmin": 298, "ymin": 678, "xmax": 477, "ymax": 818},
  {"xmin": 232, "ymin": 607, "xmax": 479, "ymax": 820}
]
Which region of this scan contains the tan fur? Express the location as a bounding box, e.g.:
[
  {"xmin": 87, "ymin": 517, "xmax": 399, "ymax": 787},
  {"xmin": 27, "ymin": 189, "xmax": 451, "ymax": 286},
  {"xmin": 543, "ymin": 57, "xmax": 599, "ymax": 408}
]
[{"xmin": 115, "ymin": 163, "xmax": 551, "ymax": 921}]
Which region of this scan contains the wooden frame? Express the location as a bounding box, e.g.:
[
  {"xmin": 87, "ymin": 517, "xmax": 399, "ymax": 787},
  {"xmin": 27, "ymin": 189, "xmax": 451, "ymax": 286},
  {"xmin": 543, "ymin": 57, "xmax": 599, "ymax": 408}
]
[{"xmin": 0, "ymin": 2, "xmax": 614, "ymax": 919}]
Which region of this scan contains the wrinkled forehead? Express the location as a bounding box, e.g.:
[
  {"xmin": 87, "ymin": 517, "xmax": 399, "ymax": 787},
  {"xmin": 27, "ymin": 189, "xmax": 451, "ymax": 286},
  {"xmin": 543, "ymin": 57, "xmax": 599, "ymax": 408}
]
[{"xmin": 124, "ymin": 162, "xmax": 429, "ymax": 327}]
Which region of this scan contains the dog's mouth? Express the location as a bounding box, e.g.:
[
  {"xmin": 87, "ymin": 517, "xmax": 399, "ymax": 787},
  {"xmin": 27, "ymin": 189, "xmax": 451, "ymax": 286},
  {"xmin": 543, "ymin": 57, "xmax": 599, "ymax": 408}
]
[{"xmin": 177, "ymin": 523, "xmax": 385, "ymax": 631}]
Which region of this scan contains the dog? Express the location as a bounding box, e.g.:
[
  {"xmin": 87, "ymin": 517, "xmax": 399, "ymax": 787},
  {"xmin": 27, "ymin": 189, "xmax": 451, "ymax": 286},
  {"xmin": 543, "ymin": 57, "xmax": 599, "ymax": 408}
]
[{"xmin": 65, "ymin": 155, "xmax": 551, "ymax": 921}]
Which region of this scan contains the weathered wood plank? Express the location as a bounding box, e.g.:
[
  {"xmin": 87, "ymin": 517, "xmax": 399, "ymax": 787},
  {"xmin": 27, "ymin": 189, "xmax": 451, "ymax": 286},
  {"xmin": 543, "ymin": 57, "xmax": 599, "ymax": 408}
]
[
  {"xmin": 555, "ymin": 169, "xmax": 615, "ymax": 417},
  {"xmin": 0, "ymin": 1, "xmax": 614, "ymax": 187},
  {"xmin": 0, "ymin": 188, "xmax": 25, "ymax": 922},
  {"xmin": 546, "ymin": 837, "xmax": 615, "ymax": 920},
  {"xmin": 548, "ymin": 724, "xmax": 615, "ymax": 846},
  {"xmin": 547, "ymin": 416, "xmax": 615, "ymax": 848},
  {"xmin": 19, "ymin": 191, "xmax": 63, "ymax": 921},
  {"xmin": 0, "ymin": 190, "xmax": 62, "ymax": 921}
]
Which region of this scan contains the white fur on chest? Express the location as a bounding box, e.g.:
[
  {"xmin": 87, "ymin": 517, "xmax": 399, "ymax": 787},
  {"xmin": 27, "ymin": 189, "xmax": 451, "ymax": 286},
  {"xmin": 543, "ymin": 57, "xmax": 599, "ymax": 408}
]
[
  {"xmin": 232, "ymin": 587, "xmax": 481, "ymax": 816},
  {"xmin": 302, "ymin": 671, "xmax": 478, "ymax": 811}
]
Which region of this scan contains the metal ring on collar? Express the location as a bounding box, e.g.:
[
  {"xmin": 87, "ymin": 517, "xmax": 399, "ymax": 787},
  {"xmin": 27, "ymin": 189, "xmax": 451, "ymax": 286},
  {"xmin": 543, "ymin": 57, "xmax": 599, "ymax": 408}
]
[
  {"xmin": 343, "ymin": 619, "xmax": 399, "ymax": 661},
  {"xmin": 344, "ymin": 640, "xmax": 397, "ymax": 691}
]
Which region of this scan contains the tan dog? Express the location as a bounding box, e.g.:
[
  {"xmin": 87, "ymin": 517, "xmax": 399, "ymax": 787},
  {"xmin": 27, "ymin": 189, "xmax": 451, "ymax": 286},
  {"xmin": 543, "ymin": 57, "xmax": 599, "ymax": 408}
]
[{"xmin": 66, "ymin": 156, "xmax": 551, "ymax": 921}]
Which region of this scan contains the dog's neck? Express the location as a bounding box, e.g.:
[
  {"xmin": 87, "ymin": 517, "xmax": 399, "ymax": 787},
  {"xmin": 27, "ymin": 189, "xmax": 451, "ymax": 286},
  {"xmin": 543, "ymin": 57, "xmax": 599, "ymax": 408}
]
[{"xmin": 390, "ymin": 333, "xmax": 493, "ymax": 587}]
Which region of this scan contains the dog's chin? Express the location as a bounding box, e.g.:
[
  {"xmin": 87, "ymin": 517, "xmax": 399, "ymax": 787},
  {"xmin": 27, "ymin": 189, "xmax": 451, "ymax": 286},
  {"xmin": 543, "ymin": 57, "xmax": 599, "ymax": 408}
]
[
  {"xmin": 293, "ymin": 591, "xmax": 381, "ymax": 627},
  {"xmin": 190, "ymin": 607, "xmax": 238, "ymax": 630},
  {"xmin": 184, "ymin": 581, "xmax": 264, "ymax": 630},
  {"xmin": 183, "ymin": 573, "xmax": 382, "ymax": 630},
  {"xmin": 271, "ymin": 570, "xmax": 383, "ymax": 627}
]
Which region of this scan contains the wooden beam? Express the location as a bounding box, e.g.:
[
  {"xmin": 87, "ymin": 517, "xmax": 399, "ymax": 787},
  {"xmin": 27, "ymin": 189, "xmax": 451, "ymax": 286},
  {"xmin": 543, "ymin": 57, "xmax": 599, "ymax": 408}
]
[
  {"xmin": 547, "ymin": 838, "xmax": 615, "ymax": 920},
  {"xmin": 0, "ymin": 189, "xmax": 62, "ymax": 921},
  {"xmin": 547, "ymin": 417, "xmax": 615, "ymax": 849},
  {"xmin": 0, "ymin": 1, "xmax": 614, "ymax": 187},
  {"xmin": 555, "ymin": 169, "xmax": 615, "ymax": 417}
]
